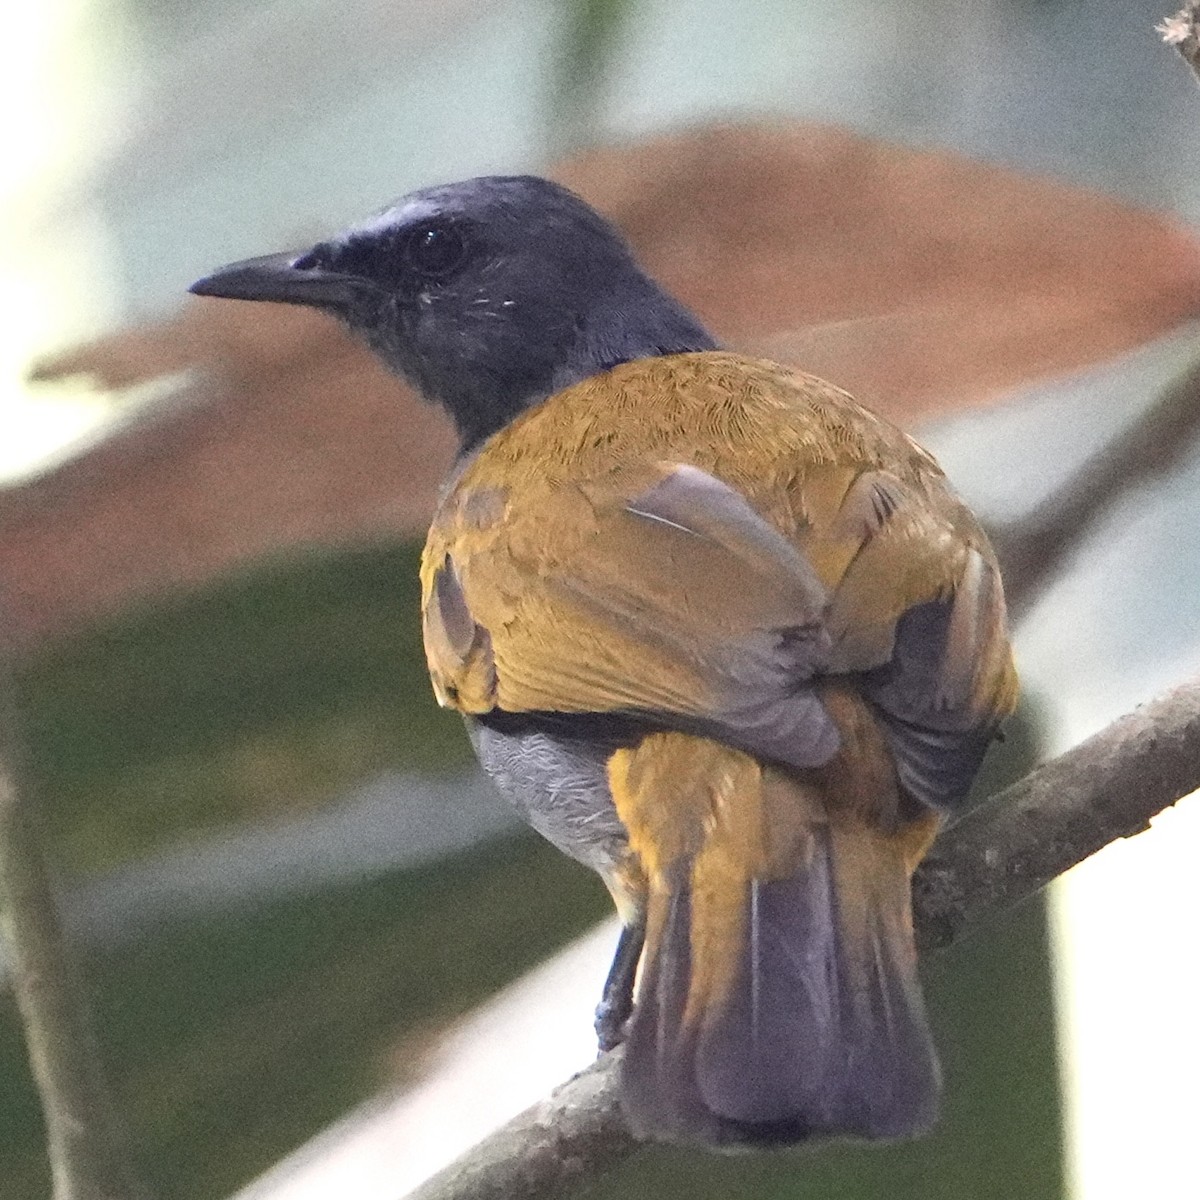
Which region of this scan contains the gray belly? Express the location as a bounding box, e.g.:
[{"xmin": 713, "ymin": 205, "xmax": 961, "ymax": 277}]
[{"xmin": 466, "ymin": 718, "xmax": 629, "ymax": 876}]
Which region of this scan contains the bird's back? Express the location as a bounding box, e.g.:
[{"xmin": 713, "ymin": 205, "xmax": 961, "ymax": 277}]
[{"xmin": 422, "ymin": 350, "xmax": 1015, "ymax": 783}]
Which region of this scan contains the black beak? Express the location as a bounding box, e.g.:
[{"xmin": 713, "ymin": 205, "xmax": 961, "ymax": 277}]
[{"xmin": 189, "ymin": 252, "xmax": 376, "ymax": 308}]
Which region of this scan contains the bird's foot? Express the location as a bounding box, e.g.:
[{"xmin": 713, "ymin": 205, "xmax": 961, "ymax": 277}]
[{"xmin": 594, "ymin": 996, "xmax": 631, "ymax": 1054}]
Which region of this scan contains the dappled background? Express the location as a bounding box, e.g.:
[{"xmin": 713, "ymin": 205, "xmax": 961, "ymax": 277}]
[{"xmin": 3, "ymin": 2, "xmax": 1200, "ymax": 1199}]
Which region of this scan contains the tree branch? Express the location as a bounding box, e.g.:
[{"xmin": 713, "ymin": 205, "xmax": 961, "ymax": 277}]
[
  {"xmin": 990, "ymin": 353, "xmax": 1200, "ymax": 622},
  {"xmin": 1160, "ymin": 4, "xmax": 1200, "ymax": 84},
  {"xmin": 911, "ymin": 678, "xmax": 1200, "ymax": 948},
  {"xmin": 0, "ymin": 642, "xmax": 145, "ymax": 1199},
  {"xmin": 407, "ymin": 678, "xmax": 1200, "ymax": 1200}
]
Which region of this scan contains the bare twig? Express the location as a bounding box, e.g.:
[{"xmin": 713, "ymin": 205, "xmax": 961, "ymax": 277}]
[
  {"xmin": 911, "ymin": 678, "xmax": 1200, "ymax": 947},
  {"xmin": 408, "ymin": 1051, "xmax": 632, "ymax": 1200},
  {"xmin": 1160, "ymin": 4, "xmax": 1200, "ymax": 83},
  {"xmin": 408, "ymin": 678, "xmax": 1200, "ymax": 1200},
  {"xmin": 991, "ymin": 354, "xmax": 1200, "ymax": 621},
  {"xmin": 0, "ymin": 644, "xmax": 145, "ymax": 1200}
]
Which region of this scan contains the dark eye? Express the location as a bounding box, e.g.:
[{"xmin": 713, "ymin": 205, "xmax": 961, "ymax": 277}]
[{"xmin": 404, "ymin": 223, "xmax": 467, "ymax": 278}]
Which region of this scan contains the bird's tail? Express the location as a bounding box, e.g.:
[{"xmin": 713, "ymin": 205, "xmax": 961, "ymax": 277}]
[{"xmin": 608, "ymin": 726, "xmax": 941, "ymax": 1147}]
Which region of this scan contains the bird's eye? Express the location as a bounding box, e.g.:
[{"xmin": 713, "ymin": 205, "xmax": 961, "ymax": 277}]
[{"xmin": 403, "ymin": 223, "xmax": 467, "ymax": 279}]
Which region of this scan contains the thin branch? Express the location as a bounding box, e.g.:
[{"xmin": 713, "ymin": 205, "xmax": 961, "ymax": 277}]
[
  {"xmin": 911, "ymin": 678, "xmax": 1200, "ymax": 947},
  {"xmin": 991, "ymin": 353, "xmax": 1200, "ymax": 621},
  {"xmin": 409, "ymin": 1051, "xmax": 632, "ymax": 1200},
  {"xmin": 0, "ymin": 643, "xmax": 145, "ymax": 1200},
  {"xmin": 407, "ymin": 678, "xmax": 1200, "ymax": 1200},
  {"xmin": 1160, "ymin": 4, "xmax": 1200, "ymax": 84}
]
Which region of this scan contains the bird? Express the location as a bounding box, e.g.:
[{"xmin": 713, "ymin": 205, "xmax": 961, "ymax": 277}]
[{"xmin": 191, "ymin": 174, "xmax": 1018, "ymax": 1148}]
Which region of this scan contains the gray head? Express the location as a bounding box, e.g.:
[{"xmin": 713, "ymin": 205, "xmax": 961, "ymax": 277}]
[{"xmin": 190, "ymin": 175, "xmax": 716, "ymax": 450}]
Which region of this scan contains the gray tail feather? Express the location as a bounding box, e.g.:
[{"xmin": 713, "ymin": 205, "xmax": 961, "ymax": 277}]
[{"xmin": 620, "ymin": 827, "xmax": 940, "ymax": 1147}]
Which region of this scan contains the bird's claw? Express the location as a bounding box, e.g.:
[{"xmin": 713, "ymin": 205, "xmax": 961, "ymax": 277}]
[{"xmin": 594, "ymin": 997, "xmax": 630, "ymax": 1054}]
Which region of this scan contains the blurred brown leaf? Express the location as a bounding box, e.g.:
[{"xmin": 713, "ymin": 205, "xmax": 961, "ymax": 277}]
[
  {"xmin": 11, "ymin": 119, "xmax": 1200, "ymax": 643},
  {"xmin": 27, "ymin": 301, "xmax": 334, "ymax": 392},
  {"xmin": 36, "ymin": 120, "xmax": 1200, "ymax": 413},
  {"xmin": 556, "ymin": 122, "xmax": 1200, "ymax": 416}
]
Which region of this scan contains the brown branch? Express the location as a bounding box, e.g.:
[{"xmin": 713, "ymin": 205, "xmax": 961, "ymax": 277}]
[
  {"xmin": 0, "ymin": 643, "xmax": 145, "ymax": 1199},
  {"xmin": 407, "ymin": 677, "xmax": 1200, "ymax": 1200},
  {"xmin": 911, "ymin": 678, "xmax": 1200, "ymax": 947},
  {"xmin": 990, "ymin": 353, "xmax": 1200, "ymax": 622},
  {"xmin": 1160, "ymin": 4, "xmax": 1200, "ymax": 83}
]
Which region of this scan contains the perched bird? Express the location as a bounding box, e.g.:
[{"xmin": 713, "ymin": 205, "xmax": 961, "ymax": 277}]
[{"xmin": 191, "ymin": 175, "xmax": 1017, "ymax": 1147}]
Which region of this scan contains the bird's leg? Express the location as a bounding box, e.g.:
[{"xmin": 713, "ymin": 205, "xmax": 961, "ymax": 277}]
[{"xmin": 595, "ymin": 917, "xmax": 645, "ymax": 1053}]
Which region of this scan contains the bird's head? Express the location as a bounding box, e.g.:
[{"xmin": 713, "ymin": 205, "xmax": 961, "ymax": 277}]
[{"xmin": 190, "ymin": 175, "xmax": 715, "ymax": 450}]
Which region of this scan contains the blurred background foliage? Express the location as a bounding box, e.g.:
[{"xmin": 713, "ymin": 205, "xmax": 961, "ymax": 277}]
[
  {"xmin": 15, "ymin": 543, "xmax": 461, "ymax": 871},
  {"xmin": 4, "ymin": 1, "xmax": 1200, "ymax": 1199}
]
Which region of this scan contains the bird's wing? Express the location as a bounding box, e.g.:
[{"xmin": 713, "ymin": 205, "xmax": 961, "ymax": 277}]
[
  {"xmin": 424, "ymin": 458, "xmax": 842, "ymax": 768},
  {"xmin": 788, "ymin": 461, "xmax": 1017, "ymax": 808}
]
